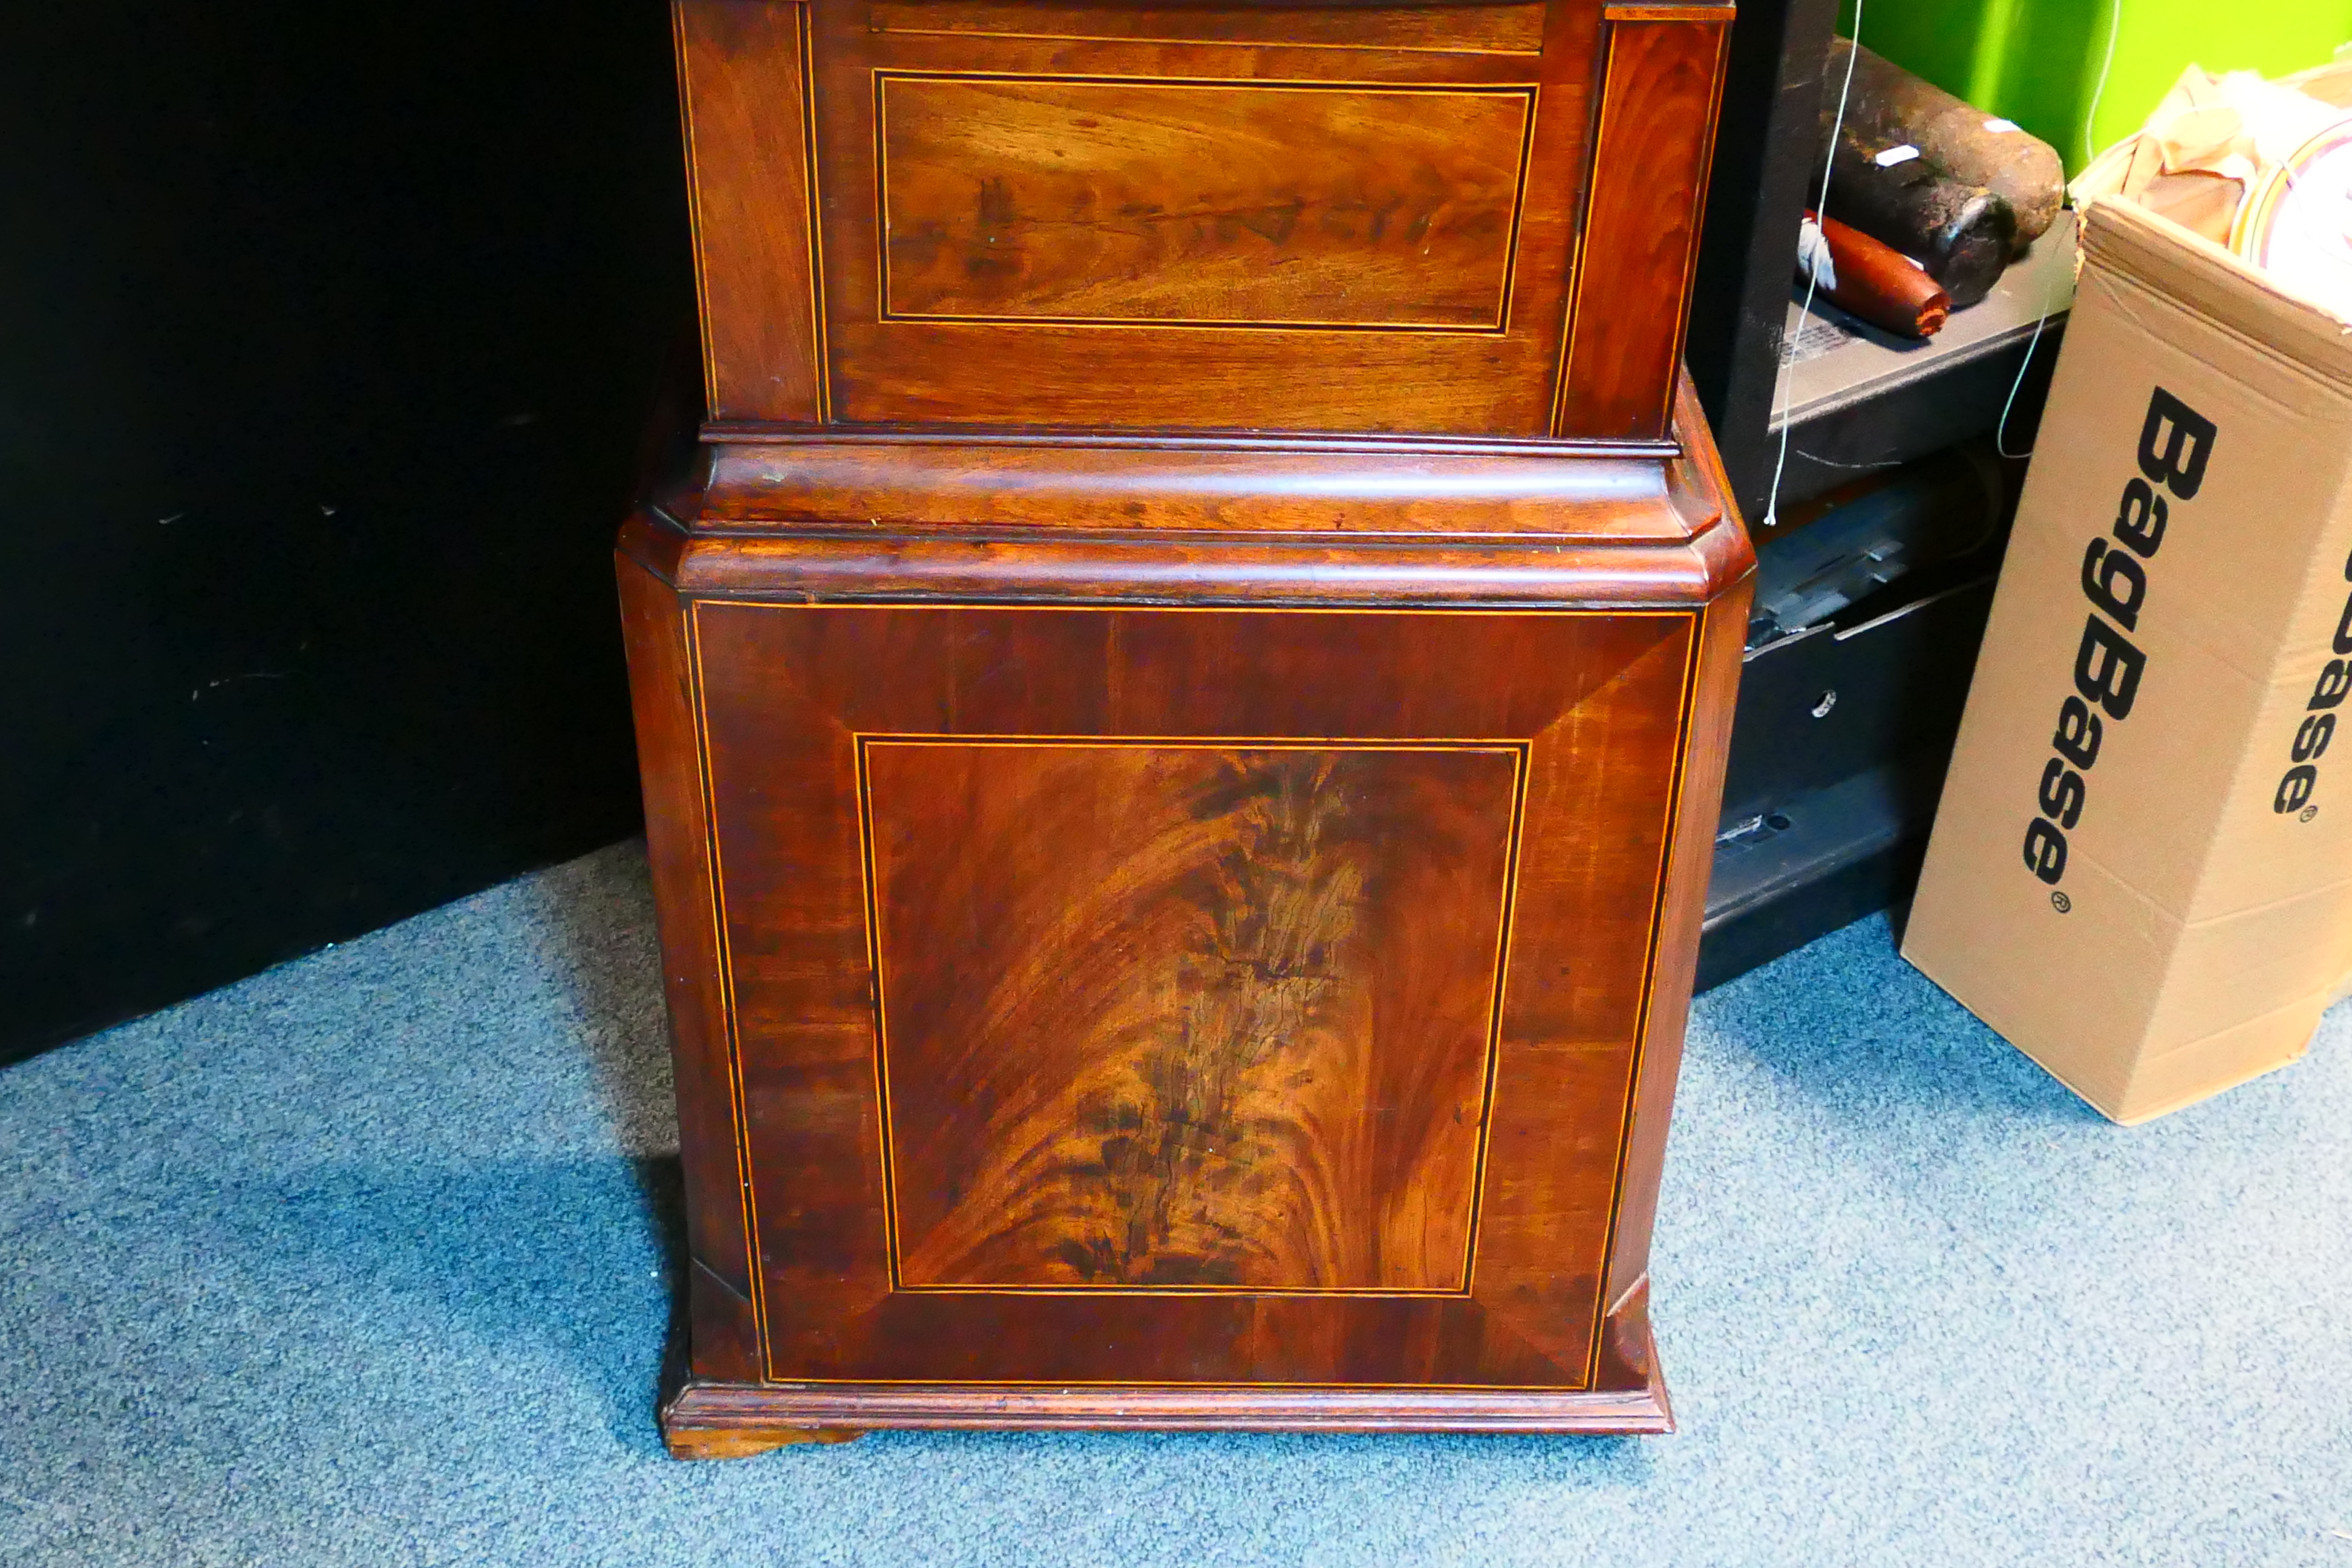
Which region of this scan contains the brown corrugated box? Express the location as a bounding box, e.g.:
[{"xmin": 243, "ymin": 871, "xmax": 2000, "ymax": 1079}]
[{"xmin": 1903, "ymin": 195, "xmax": 2352, "ymax": 1123}]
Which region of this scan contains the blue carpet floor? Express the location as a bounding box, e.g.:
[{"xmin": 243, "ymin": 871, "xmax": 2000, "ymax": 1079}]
[{"xmin": 5, "ymin": 841, "xmax": 2349, "ymax": 1566}]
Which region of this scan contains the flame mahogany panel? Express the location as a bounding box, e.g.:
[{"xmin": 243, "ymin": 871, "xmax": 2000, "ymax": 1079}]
[
  {"xmin": 809, "ymin": 0, "xmax": 1586, "ymax": 435},
  {"xmin": 877, "ymin": 75, "xmax": 1534, "ymax": 328},
  {"xmin": 866, "ymin": 739, "xmax": 1521, "ymax": 1293}
]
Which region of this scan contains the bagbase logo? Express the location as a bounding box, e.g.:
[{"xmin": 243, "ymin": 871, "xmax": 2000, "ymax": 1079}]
[
  {"xmin": 2023, "ymin": 387, "xmax": 2216, "ymax": 895},
  {"xmin": 2274, "ymin": 552, "xmax": 2352, "ymax": 818}
]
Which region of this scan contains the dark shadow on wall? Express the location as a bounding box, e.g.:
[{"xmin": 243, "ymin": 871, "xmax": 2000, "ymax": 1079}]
[{"xmin": 0, "ymin": 2, "xmax": 695, "ymax": 1063}]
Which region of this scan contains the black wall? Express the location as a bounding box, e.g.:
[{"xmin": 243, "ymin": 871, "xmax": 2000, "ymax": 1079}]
[{"xmin": 1, "ymin": 5, "xmax": 693, "ymax": 1063}]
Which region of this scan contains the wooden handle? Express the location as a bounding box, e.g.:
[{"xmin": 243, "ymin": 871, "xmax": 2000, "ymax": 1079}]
[{"xmin": 1805, "ymin": 211, "xmax": 1952, "ymax": 339}]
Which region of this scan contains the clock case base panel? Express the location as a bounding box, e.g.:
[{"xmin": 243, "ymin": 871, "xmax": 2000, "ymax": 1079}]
[
  {"xmin": 621, "ymin": 383, "xmax": 1751, "ymax": 1456},
  {"xmin": 658, "ymin": 1282, "xmax": 1671, "ymax": 1459}
]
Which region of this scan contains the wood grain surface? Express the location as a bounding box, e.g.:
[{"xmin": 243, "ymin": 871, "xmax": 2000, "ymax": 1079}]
[
  {"xmin": 865, "ymin": 740, "xmax": 1520, "ymax": 1291},
  {"xmin": 808, "ymin": 0, "xmax": 1599, "ymax": 434},
  {"xmin": 672, "ymin": 0, "xmax": 1738, "ymax": 439},
  {"xmin": 878, "ymin": 76, "xmax": 1532, "ymax": 327},
  {"xmin": 681, "ymin": 599, "xmax": 1695, "ymax": 1388},
  {"xmin": 675, "ymin": 0, "xmax": 826, "ymax": 422},
  {"xmin": 642, "ymin": 0, "xmax": 1749, "ymax": 1449},
  {"xmin": 659, "ymin": 1282, "xmax": 1673, "ymax": 1454},
  {"xmin": 1555, "ymin": 10, "xmax": 1730, "ymax": 439},
  {"xmin": 659, "ymin": 1294, "xmax": 1673, "ymax": 1454},
  {"xmin": 615, "ymin": 545, "xmax": 765, "ymax": 1382},
  {"xmin": 621, "ymin": 383, "xmax": 1753, "ymax": 1443},
  {"xmin": 687, "ymin": 437, "xmax": 1697, "ymax": 537}
]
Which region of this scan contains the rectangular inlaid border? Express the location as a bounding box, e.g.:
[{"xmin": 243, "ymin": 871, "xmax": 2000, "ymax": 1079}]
[
  {"xmin": 867, "ymin": 0, "xmax": 1552, "ymax": 57},
  {"xmin": 872, "ymin": 72, "xmax": 1540, "ymax": 334},
  {"xmin": 854, "ymin": 734, "xmax": 1531, "ymax": 1298},
  {"xmin": 685, "ymin": 599, "xmax": 1704, "ymax": 1390}
]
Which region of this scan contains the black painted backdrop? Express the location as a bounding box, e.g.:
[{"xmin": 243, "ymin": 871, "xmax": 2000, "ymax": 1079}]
[{"xmin": 1, "ymin": 5, "xmax": 692, "ymax": 1063}]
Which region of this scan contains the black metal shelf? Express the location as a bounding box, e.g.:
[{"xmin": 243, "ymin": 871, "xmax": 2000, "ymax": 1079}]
[
  {"xmin": 1761, "ymin": 211, "xmax": 2075, "ymax": 515},
  {"xmin": 1695, "ymin": 219, "xmax": 2073, "ymax": 990}
]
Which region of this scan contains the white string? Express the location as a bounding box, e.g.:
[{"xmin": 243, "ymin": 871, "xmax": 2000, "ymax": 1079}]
[
  {"xmin": 2082, "ymin": 0, "xmax": 2125, "ymax": 172},
  {"xmin": 1996, "ymin": 0, "xmax": 2123, "ymax": 460},
  {"xmin": 1760, "ymin": 0, "xmax": 1864, "ymax": 532},
  {"xmin": 1991, "ymin": 304, "xmax": 2052, "ymax": 460}
]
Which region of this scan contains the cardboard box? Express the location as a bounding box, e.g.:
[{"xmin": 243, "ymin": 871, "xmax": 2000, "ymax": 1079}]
[{"xmin": 1903, "ymin": 196, "xmax": 2352, "ymax": 1123}]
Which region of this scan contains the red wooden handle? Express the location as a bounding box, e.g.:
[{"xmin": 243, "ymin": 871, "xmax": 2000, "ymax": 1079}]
[{"xmin": 1806, "ymin": 210, "xmax": 1952, "ymax": 339}]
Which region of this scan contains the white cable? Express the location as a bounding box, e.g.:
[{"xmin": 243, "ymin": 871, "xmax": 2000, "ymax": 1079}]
[
  {"xmin": 1996, "ymin": 0, "xmax": 2123, "ymax": 461},
  {"xmin": 1760, "ymin": 0, "xmax": 1864, "ymax": 532},
  {"xmin": 1993, "ymin": 302, "xmax": 2052, "ymax": 460},
  {"xmin": 2082, "ymin": 0, "xmax": 2125, "ymax": 171}
]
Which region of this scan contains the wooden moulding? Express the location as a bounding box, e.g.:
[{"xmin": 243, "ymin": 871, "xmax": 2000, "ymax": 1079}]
[
  {"xmin": 634, "ymin": 381, "xmax": 1752, "ymax": 609},
  {"xmin": 659, "ymin": 1283, "xmax": 1673, "ymax": 1457},
  {"xmin": 687, "ymin": 439, "xmax": 1688, "ymax": 537}
]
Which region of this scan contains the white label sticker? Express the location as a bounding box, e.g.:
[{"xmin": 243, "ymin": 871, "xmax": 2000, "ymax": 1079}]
[
  {"xmin": 1985, "ymin": 117, "xmax": 2022, "ymax": 134},
  {"xmin": 1874, "ymin": 144, "xmax": 1922, "ymax": 168}
]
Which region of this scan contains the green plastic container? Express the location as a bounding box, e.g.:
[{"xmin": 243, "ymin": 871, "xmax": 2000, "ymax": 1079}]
[{"xmin": 1839, "ymin": 0, "xmax": 2352, "ymax": 171}]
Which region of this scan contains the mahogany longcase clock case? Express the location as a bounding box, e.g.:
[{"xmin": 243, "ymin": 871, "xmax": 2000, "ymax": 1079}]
[{"xmin": 619, "ymin": 0, "xmax": 1753, "ymax": 1456}]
